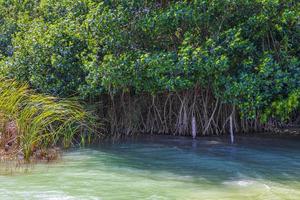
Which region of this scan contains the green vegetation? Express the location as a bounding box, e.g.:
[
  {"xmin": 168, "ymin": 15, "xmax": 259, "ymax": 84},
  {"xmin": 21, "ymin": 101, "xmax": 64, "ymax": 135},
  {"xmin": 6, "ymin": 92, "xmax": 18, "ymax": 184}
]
[
  {"xmin": 0, "ymin": 0, "xmax": 299, "ymax": 136},
  {"xmin": 0, "ymin": 79, "xmax": 92, "ymax": 161}
]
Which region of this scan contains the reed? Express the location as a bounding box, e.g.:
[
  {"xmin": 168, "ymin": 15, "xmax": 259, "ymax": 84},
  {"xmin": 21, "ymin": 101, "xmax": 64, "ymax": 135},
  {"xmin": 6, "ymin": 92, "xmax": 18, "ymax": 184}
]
[{"xmin": 0, "ymin": 79, "xmax": 94, "ymax": 161}]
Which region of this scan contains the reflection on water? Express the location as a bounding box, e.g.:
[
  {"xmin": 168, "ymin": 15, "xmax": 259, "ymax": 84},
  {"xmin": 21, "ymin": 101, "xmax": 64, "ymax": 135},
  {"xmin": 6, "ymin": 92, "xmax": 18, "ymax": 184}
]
[{"xmin": 0, "ymin": 135, "xmax": 300, "ymax": 200}]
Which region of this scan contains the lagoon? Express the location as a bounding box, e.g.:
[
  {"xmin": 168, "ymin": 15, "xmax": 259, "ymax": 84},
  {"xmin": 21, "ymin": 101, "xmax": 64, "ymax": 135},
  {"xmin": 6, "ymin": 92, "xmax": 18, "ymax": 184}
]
[{"xmin": 0, "ymin": 135, "xmax": 300, "ymax": 200}]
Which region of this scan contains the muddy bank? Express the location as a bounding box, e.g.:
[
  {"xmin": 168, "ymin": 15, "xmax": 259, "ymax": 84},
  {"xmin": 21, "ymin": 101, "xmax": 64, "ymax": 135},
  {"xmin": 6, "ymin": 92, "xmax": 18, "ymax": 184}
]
[
  {"xmin": 0, "ymin": 119, "xmax": 61, "ymax": 162},
  {"xmin": 0, "ymin": 146, "xmax": 61, "ymax": 163}
]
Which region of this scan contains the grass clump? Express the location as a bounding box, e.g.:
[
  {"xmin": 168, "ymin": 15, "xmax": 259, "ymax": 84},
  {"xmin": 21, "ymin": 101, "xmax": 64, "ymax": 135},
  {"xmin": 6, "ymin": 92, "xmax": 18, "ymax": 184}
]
[{"xmin": 0, "ymin": 79, "xmax": 94, "ymax": 161}]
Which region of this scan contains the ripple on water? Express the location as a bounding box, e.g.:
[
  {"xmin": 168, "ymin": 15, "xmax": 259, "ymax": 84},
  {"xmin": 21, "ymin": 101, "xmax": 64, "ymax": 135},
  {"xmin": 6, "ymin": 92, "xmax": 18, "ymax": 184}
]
[{"xmin": 0, "ymin": 135, "xmax": 300, "ymax": 200}]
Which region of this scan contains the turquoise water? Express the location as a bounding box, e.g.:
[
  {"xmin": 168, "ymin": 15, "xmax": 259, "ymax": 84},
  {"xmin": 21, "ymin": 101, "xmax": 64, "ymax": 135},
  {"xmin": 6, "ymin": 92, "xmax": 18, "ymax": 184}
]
[{"xmin": 0, "ymin": 135, "xmax": 300, "ymax": 200}]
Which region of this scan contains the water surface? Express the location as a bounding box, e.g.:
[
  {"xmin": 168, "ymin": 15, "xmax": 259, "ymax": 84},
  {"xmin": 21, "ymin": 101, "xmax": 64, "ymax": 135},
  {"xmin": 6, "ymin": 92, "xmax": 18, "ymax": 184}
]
[{"xmin": 0, "ymin": 135, "xmax": 300, "ymax": 200}]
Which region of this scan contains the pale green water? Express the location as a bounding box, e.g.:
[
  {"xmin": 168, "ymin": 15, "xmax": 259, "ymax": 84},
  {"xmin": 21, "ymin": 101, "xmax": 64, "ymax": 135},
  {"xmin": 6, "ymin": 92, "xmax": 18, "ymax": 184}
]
[{"xmin": 0, "ymin": 135, "xmax": 300, "ymax": 200}]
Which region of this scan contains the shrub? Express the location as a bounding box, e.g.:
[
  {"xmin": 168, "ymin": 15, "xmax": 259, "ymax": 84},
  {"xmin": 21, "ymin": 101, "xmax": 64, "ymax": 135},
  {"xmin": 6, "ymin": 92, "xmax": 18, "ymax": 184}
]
[{"xmin": 0, "ymin": 79, "xmax": 93, "ymax": 161}]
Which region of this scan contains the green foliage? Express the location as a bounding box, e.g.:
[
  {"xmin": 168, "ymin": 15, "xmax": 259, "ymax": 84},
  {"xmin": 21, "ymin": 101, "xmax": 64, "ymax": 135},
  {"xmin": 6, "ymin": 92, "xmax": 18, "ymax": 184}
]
[
  {"xmin": 0, "ymin": 79, "xmax": 92, "ymax": 160},
  {"xmin": 0, "ymin": 0, "xmax": 299, "ymax": 122},
  {"xmin": 262, "ymin": 90, "xmax": 300, "ymax": 122},
  {"xmin": 8, "ymin": 18, "xmax": 87, "ymax": 96}
]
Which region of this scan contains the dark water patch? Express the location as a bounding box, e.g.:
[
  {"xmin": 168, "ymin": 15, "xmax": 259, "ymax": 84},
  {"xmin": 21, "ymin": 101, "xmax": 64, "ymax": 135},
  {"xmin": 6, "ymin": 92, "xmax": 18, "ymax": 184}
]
[{"xmin": 88, "ymin": 135, "xmax": 300, "ymax": 183}]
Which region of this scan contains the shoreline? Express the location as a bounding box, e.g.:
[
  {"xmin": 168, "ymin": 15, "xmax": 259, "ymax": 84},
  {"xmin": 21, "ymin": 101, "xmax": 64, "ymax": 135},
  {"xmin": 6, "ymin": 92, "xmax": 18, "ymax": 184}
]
[
  {"xmin": 0, "ymin": 146, "xmax": 61, "ymax": 163},
  {"xmin": 1, "ymin": 129, "xmax": 299, "ymax": 163}
]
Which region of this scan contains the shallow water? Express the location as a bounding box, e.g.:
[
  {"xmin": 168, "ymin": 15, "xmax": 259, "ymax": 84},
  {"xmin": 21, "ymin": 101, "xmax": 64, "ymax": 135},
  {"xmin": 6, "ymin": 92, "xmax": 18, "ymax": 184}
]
[{"xmin": 0, "ymin": 135, "xmax": 300, "ymax": 200}]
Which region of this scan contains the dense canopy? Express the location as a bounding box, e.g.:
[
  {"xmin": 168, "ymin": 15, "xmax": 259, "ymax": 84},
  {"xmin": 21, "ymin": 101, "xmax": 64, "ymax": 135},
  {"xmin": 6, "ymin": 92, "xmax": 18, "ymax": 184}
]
[{"xmin": 0, "ymin": 0, "xmax": 299, "ymax": 123}]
